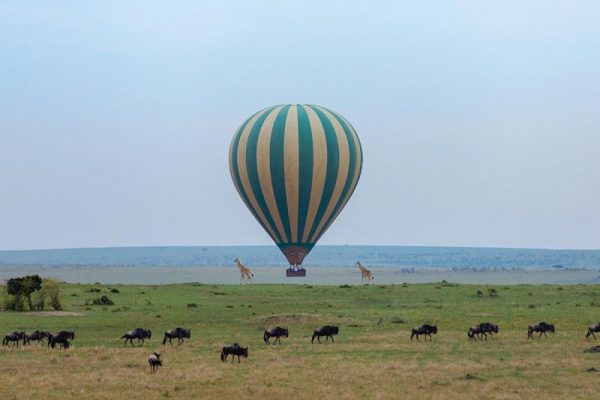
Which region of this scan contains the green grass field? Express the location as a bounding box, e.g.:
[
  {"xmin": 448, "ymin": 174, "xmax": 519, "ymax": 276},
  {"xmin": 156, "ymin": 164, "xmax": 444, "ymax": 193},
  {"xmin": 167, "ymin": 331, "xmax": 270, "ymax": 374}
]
[{"xmin": 1, "ymin": 282, "xmax": 600, "ymax": 399}]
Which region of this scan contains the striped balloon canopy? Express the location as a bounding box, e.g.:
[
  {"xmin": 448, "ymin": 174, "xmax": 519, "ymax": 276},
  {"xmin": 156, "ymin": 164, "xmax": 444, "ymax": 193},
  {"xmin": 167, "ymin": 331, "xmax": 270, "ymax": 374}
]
[{"xmin": 229, "ymin": 104, "xmax": 363, "ymax": 267}]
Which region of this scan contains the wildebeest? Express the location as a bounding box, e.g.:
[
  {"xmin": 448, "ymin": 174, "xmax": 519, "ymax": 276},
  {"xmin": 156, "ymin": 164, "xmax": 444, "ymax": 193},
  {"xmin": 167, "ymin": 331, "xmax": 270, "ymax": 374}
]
[
  {"xmin": 121, "ymin": 328, "xmax": 152, "ymax": 347},
  {"xmin": 162, "ymin": 327, "xmax": 191, "ymax": 345},
  {"xmin": 468, "ymin": 323, "xmax": 499, "ymax": 341},
  {"xmin": 23, "ymin": 331, "xmax": 50, "ymax": 345},
  {"xmin": 468, "ymin": 325, "xmax": 484, "ymax": 341},
  {"xmin": 480, "ymin": 322, "xmax": 499, "ymax": 337},
  {"xmin": 220, "ymin": 343, "xmax": 248, "ymax": 363},
  {"xmin": 148, "ymin": 352, "xmax": 162, "ymax": 372},
  {"xmin": 48, "ymin": 331, "xmax": 75, "ymax": 349},
  {"xmin": 311, "ymin": 325, "xmax": 339, "ymax": 344},
  {"xmin": 527, "ymin": 322, "xmax": 555, "ymax": 339},
  {"xmin": 410, "ymin": 324, "xmax": 438, "ymax": 341},
  {"xmin": 263, "ymin": 327, "xmax": 288, "ymax": 345},
  {"xmin": 586, "ymin": 323, "xmax": 600, "ymax": 340},
  {"xmin": 3, "ymin": 332, "xmax": 25, "ymax": 347}
]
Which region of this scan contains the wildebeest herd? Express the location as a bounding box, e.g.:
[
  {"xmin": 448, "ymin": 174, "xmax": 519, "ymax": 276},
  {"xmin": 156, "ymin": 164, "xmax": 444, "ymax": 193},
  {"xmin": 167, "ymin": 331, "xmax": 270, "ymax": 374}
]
[
  {"xmin": 2, "ymin": 330, "xmax": 75, "ymax": 349},
  {"xmin": 4, "ymin": 321, "xmax": 600, "ymax": 373}
]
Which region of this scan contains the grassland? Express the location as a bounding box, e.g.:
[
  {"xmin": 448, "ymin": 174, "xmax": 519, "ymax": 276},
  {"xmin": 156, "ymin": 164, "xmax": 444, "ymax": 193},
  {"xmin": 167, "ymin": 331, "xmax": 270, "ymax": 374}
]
[{"xmin": 1, "ymin": 282, "xmax": 600, "ymax": 399}]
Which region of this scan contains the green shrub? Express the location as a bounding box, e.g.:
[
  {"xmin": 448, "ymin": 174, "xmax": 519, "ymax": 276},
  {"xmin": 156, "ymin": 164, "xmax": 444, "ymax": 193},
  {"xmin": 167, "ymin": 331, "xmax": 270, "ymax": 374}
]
[
  {"xmin": 3, "ymin": 293, "xmax": 25, "ymax": 311},
  {"xmin": 87, "ymin": 295, "xmax": 114, "ymax": 306}
]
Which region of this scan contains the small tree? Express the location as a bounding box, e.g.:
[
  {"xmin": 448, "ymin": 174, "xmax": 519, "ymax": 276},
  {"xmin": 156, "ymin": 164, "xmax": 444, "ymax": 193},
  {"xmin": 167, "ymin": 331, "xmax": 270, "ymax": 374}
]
[
  {"xmin": 7, "ymin": 275, "xmax": 42, "ymax": 310},
  {"xmin": 44, "ymin": 280, "xmax": 62, "ymax": 310},
  {"xmin": 4, "ymin": 275, "xmax": 60, "ymax": 311}
]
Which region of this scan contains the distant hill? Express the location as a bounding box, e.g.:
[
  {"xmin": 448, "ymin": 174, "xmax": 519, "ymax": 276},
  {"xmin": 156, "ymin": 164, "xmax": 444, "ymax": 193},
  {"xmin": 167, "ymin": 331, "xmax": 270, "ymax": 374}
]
[{"xmin": 1, "ymin": 246, "xmax": 600, "ymax": 269}]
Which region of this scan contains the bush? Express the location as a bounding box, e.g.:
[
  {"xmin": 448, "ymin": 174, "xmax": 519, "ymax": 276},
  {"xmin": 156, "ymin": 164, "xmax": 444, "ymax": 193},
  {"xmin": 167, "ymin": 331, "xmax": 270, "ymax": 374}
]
[
  {"xmin": 87, "ymin": 295, "xmax": 114, "ymax": 306},
  {"xmin": 87, "ymin": 288, "xmax": 101, "ymax": 293},
  {"xmin": 187, "ymin": 303, "xmax": 198, "ymax": 308},
  {"xmin": 110, "ymin": 288, "xmax": 120, "ymax": 293},
  {"xmin": 3, "ymin": 293, "xmax": 25, "ymax": 311},
  {"xmin": 45, "ymin": 280, "xmax": 62, "ymax": 310}
]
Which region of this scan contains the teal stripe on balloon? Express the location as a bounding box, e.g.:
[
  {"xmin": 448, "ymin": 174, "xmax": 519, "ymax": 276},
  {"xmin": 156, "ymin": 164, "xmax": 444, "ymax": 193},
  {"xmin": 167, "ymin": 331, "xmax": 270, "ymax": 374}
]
[
  {"xmin": 229, "ymin": 109, "xmax": 274, "ymax": 237},
  {"xmin": 269, "ymin": 104, "xmax": 291, "ymax": 243},
  {"xmin": 295, "ymin": 105, "xmax": 313, "ymax": 244},
  {"xmin": 311, "ymin": 108, "xmax": 360, "ymax": 243},
  {"xmin": 306, "ymin": 105, "xmax": 340, "ymax": 242},
  {"xmin": 244, "ymin": 106, "xmax": 283, "ymax": 243}
]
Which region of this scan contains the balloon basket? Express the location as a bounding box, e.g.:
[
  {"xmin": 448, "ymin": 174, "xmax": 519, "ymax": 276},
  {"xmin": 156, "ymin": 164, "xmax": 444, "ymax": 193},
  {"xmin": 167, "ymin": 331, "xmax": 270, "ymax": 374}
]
[{"xmin": 286, "ymin": 268, "xmax": 306, "ymax": 277}]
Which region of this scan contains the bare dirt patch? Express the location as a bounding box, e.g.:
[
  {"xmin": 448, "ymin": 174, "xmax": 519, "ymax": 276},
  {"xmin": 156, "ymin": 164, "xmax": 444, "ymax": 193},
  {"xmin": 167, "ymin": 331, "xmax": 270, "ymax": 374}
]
[{"xmin": 25, "ymin": 311, "xmax": 85, "ymax": 317}]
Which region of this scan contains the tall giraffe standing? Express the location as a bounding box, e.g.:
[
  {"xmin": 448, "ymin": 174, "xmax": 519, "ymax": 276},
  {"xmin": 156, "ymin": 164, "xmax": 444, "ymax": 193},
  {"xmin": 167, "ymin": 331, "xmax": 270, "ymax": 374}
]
[
  {"xmin": 234, "ymin": 258, "xmax": 253, "ymax": 284},
  {"xmin": 356, "ymin": 261, "xmax": 374, "ymax": 283}
]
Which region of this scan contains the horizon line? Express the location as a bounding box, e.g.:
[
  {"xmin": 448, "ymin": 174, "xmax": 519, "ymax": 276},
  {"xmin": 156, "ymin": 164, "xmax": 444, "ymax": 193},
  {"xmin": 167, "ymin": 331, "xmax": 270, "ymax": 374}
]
[{"xmin": 2, "ymin": 244, "xmax": 600, "ymax": 253}]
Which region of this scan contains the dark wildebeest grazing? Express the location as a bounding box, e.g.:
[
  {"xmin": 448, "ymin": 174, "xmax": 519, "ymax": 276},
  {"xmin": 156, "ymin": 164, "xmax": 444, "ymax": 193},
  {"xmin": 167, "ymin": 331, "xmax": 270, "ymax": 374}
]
[
  {"xmin": 263, "ymin": 327, "xmax": 289, "ymax": 345},
  {"xmin": 220, "ymin": 343, "xmax": 248, "ymax": 363},
  {"xmin": 148, "ymin": 352, "xmax": 162, "ymax": 372},
  {"xmin": 468, "ymin": 325, "xmax": 484, "ymax": 341},
  {"xmin": 162, "ymin": 327, "xmax": 191, "ymax": 345},
  {"xmin": 48, "ymin": 331, "xmax": 75, "ymax": 349},
  {"xmin": 3, "ymin": 332, "xmax": 25, "ymax": 347},
  {"xmin": 468, "ymin": 323, "xmax": 498, "ymax": 341},
  {"xmin": 121, "ymin": 328, "xmax": 152, "ymax": 347},
  {"xmin": 24, "ymin": 331, "xmax": 50, "ymax": 345},
  {"xmin": 311, "ymin": 325, "xmax": 339, "ymax": 344},
  {"xmin": 586, "ymin": 323, "xmax": 600, "ymax": 340},
  {"xmin": 527, "ymin": 322, "xmax": 555, "ymax": 339},
  {"xmin": 410, "ymin": 324, "xmax": 438, "ymax": 341},
  {"xmin": 480, "ymin": 322, "xmax": 499, "ymax": 338}
]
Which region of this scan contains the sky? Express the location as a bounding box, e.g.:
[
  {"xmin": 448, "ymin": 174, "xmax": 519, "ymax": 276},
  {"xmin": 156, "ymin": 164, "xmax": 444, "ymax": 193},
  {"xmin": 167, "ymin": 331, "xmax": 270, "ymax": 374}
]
[{"xmin": 1, "ymin": 1, "xmax": 599, "ymax": 251}]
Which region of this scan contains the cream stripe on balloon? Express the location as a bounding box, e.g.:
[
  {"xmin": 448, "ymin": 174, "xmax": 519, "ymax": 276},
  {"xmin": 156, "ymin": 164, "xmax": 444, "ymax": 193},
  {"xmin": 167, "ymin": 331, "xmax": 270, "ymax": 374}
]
[
  {"xmin": 256, "ymin": 105, "xmax": 288, "ymax": 242},
  {"xmin": 283, "ymin": 105, "xmax": 300, "ymax": 243},
  {"xmin": 308, "ymin": 106, "xmax": 350, "ymax": 243},
  {"xmin": 229, "ymin": 124, "xmax": 245, "ymax": 195},
  {"xmin": 313, "ymin": 117, "xmax": 362, "ymax": 242},
  {"xmin": 301, "ymin": 105, "xmax": 328, "ymax": 243},
  {"xmin": 236, "ymin": 108, "xmax": 280, "ymax": 241}
]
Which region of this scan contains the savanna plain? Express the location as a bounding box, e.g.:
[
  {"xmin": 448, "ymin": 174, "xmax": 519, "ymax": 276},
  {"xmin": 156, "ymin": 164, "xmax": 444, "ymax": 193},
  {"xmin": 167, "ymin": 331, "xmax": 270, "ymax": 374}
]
[{"xmin": 1, "ymin": 282, "xmax": 599, "ymax": 399}]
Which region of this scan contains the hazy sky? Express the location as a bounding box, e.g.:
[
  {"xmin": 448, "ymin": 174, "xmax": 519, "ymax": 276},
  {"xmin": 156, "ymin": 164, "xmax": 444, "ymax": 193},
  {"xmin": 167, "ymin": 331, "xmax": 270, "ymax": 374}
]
[{"xmin": 1, "ymin": 1, "xmax": 599, "ymax": 251}]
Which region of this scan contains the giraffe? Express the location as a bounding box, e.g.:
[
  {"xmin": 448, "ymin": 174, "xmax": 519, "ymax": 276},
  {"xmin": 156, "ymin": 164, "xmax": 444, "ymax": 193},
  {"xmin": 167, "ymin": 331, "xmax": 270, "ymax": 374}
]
[
  {"xmin": 356, "ymin": 261, "xmax": 374, "ymax": 283},
  {"xmin": 234, "ymin": 258, "xmax": 253, "ymax": 284}
]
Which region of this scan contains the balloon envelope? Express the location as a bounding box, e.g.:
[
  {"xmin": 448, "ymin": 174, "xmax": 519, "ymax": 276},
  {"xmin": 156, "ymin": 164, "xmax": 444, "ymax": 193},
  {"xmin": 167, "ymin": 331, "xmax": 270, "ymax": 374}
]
[{"xmin": 229, "ymin": 104, "xmax": 363, "ymax": 266}]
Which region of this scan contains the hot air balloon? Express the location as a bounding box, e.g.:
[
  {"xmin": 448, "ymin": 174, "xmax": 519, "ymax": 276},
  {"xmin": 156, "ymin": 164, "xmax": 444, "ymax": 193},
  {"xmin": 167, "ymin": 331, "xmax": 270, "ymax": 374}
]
[{"xmin": 229, "ymin": 105, "xmax": 363, "ymax": 277}]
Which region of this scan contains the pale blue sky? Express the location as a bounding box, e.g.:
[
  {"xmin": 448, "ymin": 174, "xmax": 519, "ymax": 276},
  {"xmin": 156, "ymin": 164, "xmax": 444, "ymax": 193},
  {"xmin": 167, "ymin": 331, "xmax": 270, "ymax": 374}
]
[{"xmin": 1, "ymin": 1, "xmax": 599, "ymax": 250}]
